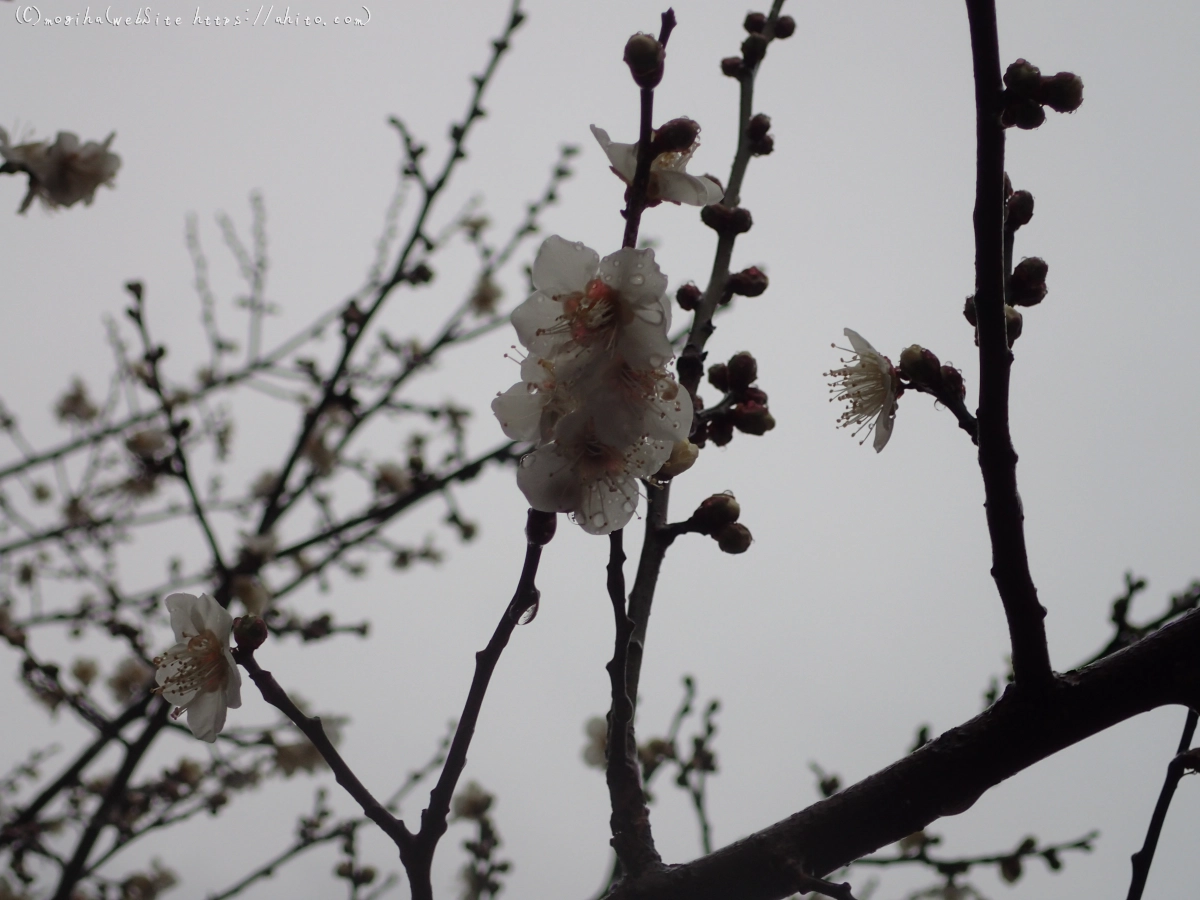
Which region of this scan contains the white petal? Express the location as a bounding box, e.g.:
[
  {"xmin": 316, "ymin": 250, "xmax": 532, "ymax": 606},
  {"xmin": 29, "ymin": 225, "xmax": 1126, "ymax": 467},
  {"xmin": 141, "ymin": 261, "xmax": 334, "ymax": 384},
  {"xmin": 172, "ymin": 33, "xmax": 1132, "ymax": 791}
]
[
  {"xmin": 590, "ymin": 125, "xmax": 637, "ymax": 183},
  {"xmin": 531, "ymin": 235, "xmax": 599, "ymax": 298},
  {"xmin": 873, "ymin": 396, "xmax": 897, "ymax": 452},
  {"xmin": 223, "ymin": 650, "xmax": 243, "ymax": 710},
  {"xmin": 577, "ymin": 475, "xmax": 639, "ymax": 535},
  {"xmin": 843, "ymin": 328, "xmax": 877, "ymax": 357},
  {"xmin": 656, "ymin": 172, "xmax": 725, "ymax": 207},
  {"xmin": 516, "ymin": 446, "xmax": 581, "ymax": 514},
  {"xmin": 492, "ymin": 382, "xmax": 546, "ymax": 442},
  {"xmin": 186, "ymin": 688, "xmax": 228, "ymax": 743},
  {"xmin": 195, "ymin": 593, "xmax": 233, "ymax": 642},
  {"xmin": 165, "ymin": 593, "xmax": 201, "ymax": 640},
  {"xmin": 510, "ymin": 291, "xmax": 563, "ymax": 353}
]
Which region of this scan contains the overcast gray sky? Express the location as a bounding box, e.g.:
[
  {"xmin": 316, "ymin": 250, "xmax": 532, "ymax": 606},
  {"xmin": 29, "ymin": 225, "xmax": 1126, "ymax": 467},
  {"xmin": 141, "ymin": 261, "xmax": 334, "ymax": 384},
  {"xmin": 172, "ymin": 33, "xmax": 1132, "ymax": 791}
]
[{"xmin": 2, "ymin": 2, "xmax": 1199, "ymax": 898}]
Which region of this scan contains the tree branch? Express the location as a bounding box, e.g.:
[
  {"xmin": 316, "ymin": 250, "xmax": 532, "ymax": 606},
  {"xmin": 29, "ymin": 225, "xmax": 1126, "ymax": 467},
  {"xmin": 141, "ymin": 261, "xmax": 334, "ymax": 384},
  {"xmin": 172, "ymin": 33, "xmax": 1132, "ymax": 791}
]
[
  {"xmin": 965, "ymin": 0, "xmax": 1053, "ymax": 692},
  {"xmin": 605, "ymin": 607, "xmax": 1200, "ymax": 900}
]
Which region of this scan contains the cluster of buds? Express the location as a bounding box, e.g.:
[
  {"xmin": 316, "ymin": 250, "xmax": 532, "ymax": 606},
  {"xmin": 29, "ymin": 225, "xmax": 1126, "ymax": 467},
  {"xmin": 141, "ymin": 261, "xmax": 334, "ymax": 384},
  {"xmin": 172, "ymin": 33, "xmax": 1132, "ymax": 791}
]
[
  {"xmin": 721, "ymin": 11, "xmax": 795, "ymax": 78},
  {"xmin": 686, "ymin": 492, "xmax": 752, "ymax": 554},
  {"xmin": 698, "ymin": 351, "xmax": 775, "ymax": 447},
  {"xmin": 897, "ymin": 345, "xmax": 966, "ymax": 406},
  {"xmin": 746, "ymin": 113, "xmax": 774, "ymax": 156},
  {"xmin": 1001, "ymin": 59, "xmax": 1084, "ymax": 130},
  {"xmin": 964, "ymin": 296, "xmax": 1027, "ymax": 348},
  {"xmin": 493, "ymin": 236, "xmax": 694, "ymax": 535}
]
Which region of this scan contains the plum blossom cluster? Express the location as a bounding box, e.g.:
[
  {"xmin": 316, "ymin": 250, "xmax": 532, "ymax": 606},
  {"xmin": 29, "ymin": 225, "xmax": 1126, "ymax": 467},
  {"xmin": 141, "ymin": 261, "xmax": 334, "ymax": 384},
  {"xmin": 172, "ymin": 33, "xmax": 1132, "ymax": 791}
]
[
  {"xmin": 493, "ymin": 235, "xmax": 693, "ymax": 534},
  {"xmin": 0, "ymin": 127, "xmax": 120, "ymax": 213}
]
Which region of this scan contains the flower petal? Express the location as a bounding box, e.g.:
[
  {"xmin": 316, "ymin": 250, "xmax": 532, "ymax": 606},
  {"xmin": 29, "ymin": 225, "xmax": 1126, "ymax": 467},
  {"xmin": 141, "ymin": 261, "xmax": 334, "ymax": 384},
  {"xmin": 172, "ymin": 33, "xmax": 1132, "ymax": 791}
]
[
  {"xmin": 165, "ymin": 593, "xmax": 201, "ymax": 640},
  {"xmin": 655, "ymin": 171, "xmax": 725, "ymax": 206},
  {"xmin": 222, "ymin": 649, "xmax": 243, "ymax": 710},
  {"xmin": 492, "ymin": 382, "xmax": 547, "ymax": 442},
  {"xmin": 577, "ymin": 475, "xmax": 639, "ymax": 535},
  {"xmin": 531, "ymin": 235, "xmax": 599, "ymax": 299},
  {"xmin": 186, "ymin": 687, "xmax": 228, "ymax": 743},
  {"xmin": 873, "ymin": 396, "xmax": 897, "ymax": 452},
  {"xmin": 590, "ymin": 125, "xmax": 637, "ymax": 183}
]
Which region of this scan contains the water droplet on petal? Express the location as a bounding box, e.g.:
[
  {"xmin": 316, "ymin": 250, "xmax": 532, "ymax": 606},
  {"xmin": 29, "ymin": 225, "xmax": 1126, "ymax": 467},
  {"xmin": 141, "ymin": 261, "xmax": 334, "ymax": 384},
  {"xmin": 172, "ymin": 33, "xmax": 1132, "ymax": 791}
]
[
  {"xmin": 526, "ymin": 383, "xmax": 538, "ymax": 394},
  {"xmin": 574, "ymin": 241, "xmax": 585, "ymax": 251},
  {"xmin": 591, "ymin": 513, "xmax": 606, "ymax": 528},
  {"xmin": 622, "ymin": 501, "xmax": 634, "ymax": 513},
  {"xmin": 635, "ymin": 261, "xmax": 644, "ymax": 269},
  {"xmin": 520, "ymin": 454, "xmax": 535, "ymax": 468},
  {"xmin": 648, "ymin": 354, "xmax": 665, "ymax": 367},
  {"xmin": 630, "ymin": 274, "xmax": 645, "ymax": 286},
  {"xmin": 612, "ymin": 258, "xmax": 621, "ymax": 267}
]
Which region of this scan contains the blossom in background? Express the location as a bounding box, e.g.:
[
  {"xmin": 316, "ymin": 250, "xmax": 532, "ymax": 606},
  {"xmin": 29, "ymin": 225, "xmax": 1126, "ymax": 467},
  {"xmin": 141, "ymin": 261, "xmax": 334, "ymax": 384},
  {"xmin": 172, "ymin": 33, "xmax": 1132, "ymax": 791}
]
[
  {"xmin": 153, "ymin": 593, "xmax": 242, "ymax": 742},
  {"xmin": 582, "ymin": 716, "xmax": 608, "ymax": 768},
  {"xmin": 591, "ymin": 124, "xmax": 723, "ymax": 206},
  {"xmin": 495, "ymin": 235, "xmax": 693, "ymax": 534},
  {"xmin": 0, "ymin": 127, "xmax": 120, "ymax": 214},
  {"xmin": 826, "ymin": 328, "xmax": 898, "ymax": 452}
]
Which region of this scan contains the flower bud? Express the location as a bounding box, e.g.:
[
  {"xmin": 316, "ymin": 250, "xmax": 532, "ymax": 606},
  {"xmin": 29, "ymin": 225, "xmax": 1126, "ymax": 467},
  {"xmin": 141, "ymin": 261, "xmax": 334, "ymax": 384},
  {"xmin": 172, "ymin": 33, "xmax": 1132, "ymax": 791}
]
[
  {"xmin": 233, "ymin": 615, "xmax": 268, "ymax": 652},
  {"xmin": 716, "ymin": 522, "xmax": 753, "ymax": 554},
  {"xmin": 742, "ymin": 386, "xmax": 768, "ymax": 405},
  {"xmin": 676, "ymin": 282, "xmax": 702, "ymax": 311},
  {"xmin": 898, "ymin": 345, "xmax": 942, "ymax": 387},
  {"xmin": 773, "ymin": 15, "xmax": 796, "ymax": 38},
  {"xmin": 706, "ymin": 413, "xmax": 735, "ymax": 447},
  {"xmin": 1008, "ymin": 257, "xmax": 1048, "ymax": 306},
  {"xmin": 726, "ymin": 351, "xmax": 758, "ymax": 391},
  {"xmin": 1006, "ymin": 190, "xmax": 1034, "ymax": 229},
  {"xmin": 747, "ymin": 114, "xmax": 772, "ymax": 141},
  {"xmin": 525, "ymin": 509, "xmax": 557, "ymax": 546},
  {"xmin": 708, "ymin": 363, "xmax": 730, "ymax": 392},
  {"xmin": 726, "ymin": 266, "xmax": 768, "ymax": 297},
  {"xmin": 720, "ymin": 57, "xmax": 744, "ymax": 78},
  {"xmin": 1005, "ymin": 305, "xmax": 1024, "ymax": 346},
  {"xmin": 730, "ymin": 401, "xmax": 776, "ymax": 435},
  {"xmin": 1036, "ymin": 72, "xmax": 1084, "ymax": 113},
  {"xmin": 405, "ymin": 262, "xmax": 434, "ymax": 285},
  {"xmin": 940, "ymin": 365, "xmax": 965, "ymax": 399},
  {"xmin": 741, "ymin": 34, "xmax": 768, "ymax": 66},
  {"xmin": 701, "ymin": 204, "xmax": 753, "ymax": 235},
  {"xmin": 651, "ymin": 117, "xmax": 701, "ymax": 156},
  {"xmin": 657, "ymin": 440, "xmax": 699, "ymax": 478},
  {"xmin": 624, "ymin": 33, "xmax": 665, "ymax": 89},
  {"xmin": 963, "ymin": 296, "xmax": 978, "ymax": 327},
  {"xmin": 1002, "ymin": 100, "xmax": 1046, "ymax": 131},
  {"xmin": 1003, "ymin": 59, "xmax": 1042, "ymax": 98},
  {"xmin": 692, "ymin": 492, "xmax": 740, "ymax": 534},
  {"xmin": 749, "ymin": 134, "xmax": 774, "ymax": 156},
  {"xmin": 743, "ymin": 12, "xmax": 766, "ymax": 33}
]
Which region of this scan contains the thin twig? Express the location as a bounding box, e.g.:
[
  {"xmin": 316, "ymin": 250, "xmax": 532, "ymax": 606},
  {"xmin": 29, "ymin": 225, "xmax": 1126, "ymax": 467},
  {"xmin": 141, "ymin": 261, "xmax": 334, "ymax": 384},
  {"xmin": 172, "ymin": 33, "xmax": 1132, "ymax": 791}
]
[{"xmin": 1126, "ymin": 708, "xmax": 1199, "ymax": 900}]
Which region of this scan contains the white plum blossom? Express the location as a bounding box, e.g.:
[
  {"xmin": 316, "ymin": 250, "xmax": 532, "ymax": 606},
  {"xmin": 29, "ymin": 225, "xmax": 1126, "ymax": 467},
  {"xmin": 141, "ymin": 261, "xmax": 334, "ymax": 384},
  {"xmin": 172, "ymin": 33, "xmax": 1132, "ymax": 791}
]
[
  {"xmin": 511, "ymin": 235, "xmax": 673, "ymax": 371},
  {"xmin": 826, "ymin": 328, "xmax": 898, "ymax": 452},
  {"xmin": 0, "ymin": 128, "xmax": 121, "ymax": 214},
  {"xmin": 496, "ymin": 235, "xmax": 694, "ymax": 534},
  {"xmin": 590, "ymin": 125, "xmax": 723, "ymax": 206},
  {"xmin": 153, "ymin": 593, "xmax": 242, "ymax": 742}
]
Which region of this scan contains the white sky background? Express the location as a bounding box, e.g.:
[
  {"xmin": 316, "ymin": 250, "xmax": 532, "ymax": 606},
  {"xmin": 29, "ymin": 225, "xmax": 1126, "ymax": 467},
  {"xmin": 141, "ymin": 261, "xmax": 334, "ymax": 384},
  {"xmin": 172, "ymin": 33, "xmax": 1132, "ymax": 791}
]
[{"xmin": 2, "ymin": 1, "xmax": 1199, "ymax": 898}]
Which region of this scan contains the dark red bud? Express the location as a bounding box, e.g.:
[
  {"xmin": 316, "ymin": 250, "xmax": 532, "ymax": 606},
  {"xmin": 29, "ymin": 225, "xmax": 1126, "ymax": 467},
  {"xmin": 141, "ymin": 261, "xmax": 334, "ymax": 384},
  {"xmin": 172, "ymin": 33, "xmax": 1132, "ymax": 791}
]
[
  {"xmin": 233, "ymin": 616, "xmax": 268, "ymax": 652},
  {"xmin": 720, "ymin": 57, "xmax": 744, "ymax": 78},
  {"xmin": 726, "ymin": 266, "xmax": 768, "ymax": 297},
  {"xmin": 726, "ymin": 352, "xmax": 758, "ymax": 391},
  {"xmin": 1036, "ymin": 72, "xmax": 1084, "ymax": 113},
  {"xmin": 676, "ymin": 282, "xmax": 702, "ymax": 312},
  {"xmin": 716, "ymin": 522, "xmax": 753, "ymax": 554},
  {"xmin": 701, "ymin": 205, "xmax": 753, "ymax": 235},
  {"xmin": 743, "ymin": 13, "xmax": 766, "ymax": 34},
  {"xmin": 747, "ymin": 113, "xmax": 772, "ymax": 141},
  {"xmin": 741, "ymin": 34, "xmax": 768, "ymax": 66},
  {"xmin": 624, "ymin": 33, "xmax": 665, "ymax": 89},
  {"xmin": 730, "ymin": 401, "xmax": 775, "ymax": 435},
  {"xmin": 525, "ymin": 509, "xmax": 557, "ymax": 546},
  {"xmin": 940, "ymin": 366, "xmax": 965, "ymax": 400},
  {"xmin": 1009, "ymin": 257, "xmax": 1048, "ymax": 306},
  {"xmin": 706, "ymin": 413, "xmax": 735, "ymax": 447},
  {"xmin": 1005, "ymin": 305, "xmax": 1024, "ymax": 346},
  {"xmin": 749, "ymin": 134, "xmax": 775, "ymax": 156},
  {"xmin": 1006, "ymin": 190, "xmax": 1035, "ymax": 229},
  {"xmin": 963, "ymin": 296, "xmax": 978, "ymax": 327},
  {"xmin": 692, "ymin": 492, "xmax": 741, "ymax": 534},
  {"xmin": 651, "ymin": 118, "xmax": 701, "ymax": 156},
  {"xmin": 773, "ymin": 15, "xmax": 796, "ymax": 38},
  {"xmin": 1003, "ymin": 59, "xmax": 1042, "ymax": 98},
  {"xmin": 741, "ymin": 386, "xmax": 768, "ymax": 405},
  {"xmin": 708, "ymin": 363, "xmax": 730, "ymax": 392},
  {"xmin": 1002, "ymin": 99, "xmax": 1046, "ymax": 130}
]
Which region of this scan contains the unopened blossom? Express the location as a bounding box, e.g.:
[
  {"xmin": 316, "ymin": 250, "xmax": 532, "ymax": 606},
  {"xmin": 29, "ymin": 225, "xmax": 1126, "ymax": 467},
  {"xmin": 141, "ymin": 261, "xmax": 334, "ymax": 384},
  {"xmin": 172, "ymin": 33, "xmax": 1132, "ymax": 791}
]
[
  {"xmin": 55, "ymin": 378, "xmax": 99, "ymax": 423},
  {"xmin": 582, "ymin": 716, "xmax": 608, "ymax": 768},
  {"xmin": 153, "ymin": 593, "xmax": 242, "ymax": 742},
  {"xmin": 0, "ymin": 128, "xmax": 121, "ymax": 214},
  {"xmin": 511, "ymin": 235, "xmax": 673, "ymax": 370},
  {"xmin": 826, "ymin": 328, "xmax": 898, "ymax": 452},
  {"xmin": 591, "ymin": 125, "xmax": 723, "ymax": 206}
]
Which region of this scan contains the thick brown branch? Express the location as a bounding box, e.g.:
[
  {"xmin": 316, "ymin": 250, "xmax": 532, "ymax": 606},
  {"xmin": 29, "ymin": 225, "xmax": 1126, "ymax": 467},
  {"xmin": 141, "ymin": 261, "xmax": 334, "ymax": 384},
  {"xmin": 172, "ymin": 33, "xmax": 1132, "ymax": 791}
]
[
  {"xmin": 965, "ymin": 0, "xmax": 1053, "ymax": 691},
  {"xmin": 605, "ymin": 608, "xmax": 1200, "ymax": 900}
]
